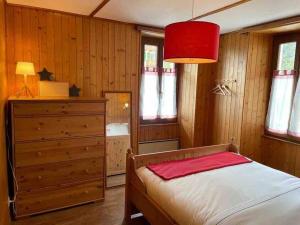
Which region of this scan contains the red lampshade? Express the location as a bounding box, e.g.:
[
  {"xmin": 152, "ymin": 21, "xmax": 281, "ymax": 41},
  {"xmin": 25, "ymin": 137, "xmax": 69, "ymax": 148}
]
[{"xmin": 164, "ymin": 21, "xmax": 220, "ymax": 64}]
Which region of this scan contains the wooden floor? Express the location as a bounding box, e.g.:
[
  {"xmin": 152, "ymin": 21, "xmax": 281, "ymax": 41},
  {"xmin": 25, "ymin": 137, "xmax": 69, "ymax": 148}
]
[{"xmin": 12, "ymin": 187, "xmax": 148, "ymax": 225}]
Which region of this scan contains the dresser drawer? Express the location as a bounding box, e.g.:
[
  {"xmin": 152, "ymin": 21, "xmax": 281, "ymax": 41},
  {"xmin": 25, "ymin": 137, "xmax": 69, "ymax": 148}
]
[
  {"xmin": 13, "ymin": 102, "xmax": 105, "ymax": 116},
  {"xmin": 16, "ymin": 158, "xmax": 104, "ymax": 191},
  {"xmin": 15, "ymin": 180, "xmax": 104, "ymax": 217},
  {"xmin": 14, "ymin": 115, "xmax": 105, "ymax": 141},
  {"xmin": 15, "ymin": 137, "xmax": 105, "ymax": 167}
]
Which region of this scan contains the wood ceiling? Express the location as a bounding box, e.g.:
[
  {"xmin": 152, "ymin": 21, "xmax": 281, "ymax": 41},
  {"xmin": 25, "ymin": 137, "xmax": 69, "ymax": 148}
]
[{"xmin": 6, "ymin": 0, "xmax": 300, "ymax": 33}]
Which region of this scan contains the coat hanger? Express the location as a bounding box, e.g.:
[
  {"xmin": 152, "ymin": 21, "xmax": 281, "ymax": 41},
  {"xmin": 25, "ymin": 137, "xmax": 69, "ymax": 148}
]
[
  {"xmin": 221, "ymin": 85, "xmax": 231, "ymax": 95},
  {"xmin": 212, "ymin": 84, "xmax": 226, "ymax": 95}
]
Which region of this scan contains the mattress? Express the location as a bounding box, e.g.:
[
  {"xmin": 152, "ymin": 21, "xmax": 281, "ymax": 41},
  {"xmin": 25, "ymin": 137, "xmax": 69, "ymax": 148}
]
[{"xmin": 137, "ymin": 161, "xmax": 300, "ymax": 225}]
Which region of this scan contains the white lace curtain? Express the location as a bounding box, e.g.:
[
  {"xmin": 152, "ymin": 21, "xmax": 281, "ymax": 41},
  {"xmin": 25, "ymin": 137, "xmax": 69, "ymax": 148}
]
[
  {"xmin": 160, "ymin": 68, "xmax": 177, "ymax": 119},
  {"xmin": 140, "ymin": 67, "xmax": 177, "ymax": 120},
  {"xmin": 266, "ymin": 70, "xmax": 300, "ymax": 138},
  {"xmin": 140, "ymin": 67, "xmax": 159, "ymax": 120},
  {"xmin": 289, "ymin": 78, "xmax": 300, "ymax": 137}
]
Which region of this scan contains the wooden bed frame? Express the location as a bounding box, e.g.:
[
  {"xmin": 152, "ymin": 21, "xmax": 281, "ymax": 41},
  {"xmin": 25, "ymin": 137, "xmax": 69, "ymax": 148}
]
[{"xmin": 124, "ymin": 143, "xmax": 239, "ymax": 225}]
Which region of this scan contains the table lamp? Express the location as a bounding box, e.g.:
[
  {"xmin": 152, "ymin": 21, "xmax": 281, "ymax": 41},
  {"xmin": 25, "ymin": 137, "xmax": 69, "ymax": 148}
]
[{"xmin": 15, "ymin": 61, "xmax": 35, "ymax": 97}]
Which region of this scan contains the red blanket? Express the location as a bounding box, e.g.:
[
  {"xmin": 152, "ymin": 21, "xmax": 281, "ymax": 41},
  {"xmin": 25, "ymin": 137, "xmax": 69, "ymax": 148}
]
[{"xmin": 147, "ymin": 151, "xmax": 252, "ymax": 180}]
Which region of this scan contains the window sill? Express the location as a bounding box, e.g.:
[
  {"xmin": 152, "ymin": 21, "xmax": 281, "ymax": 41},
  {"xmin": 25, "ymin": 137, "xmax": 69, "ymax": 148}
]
[
  {"xmin": 262, "ymin": 134, "xmax": 300, "ymax": 146},
  {"xmin": 140, "ymin": 122, "xmax": 178, "ymax": 127}
]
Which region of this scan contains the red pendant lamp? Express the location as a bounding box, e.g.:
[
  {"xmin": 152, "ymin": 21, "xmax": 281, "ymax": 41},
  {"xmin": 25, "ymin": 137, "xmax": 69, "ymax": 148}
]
[{"xmin": 164, "ymin": 21, "xmax": 220, "ymax": 64}]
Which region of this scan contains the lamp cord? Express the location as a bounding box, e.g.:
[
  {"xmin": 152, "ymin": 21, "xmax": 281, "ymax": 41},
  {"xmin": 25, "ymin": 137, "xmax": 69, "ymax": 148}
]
[{"xmin": 192, "ymin": 0, "xmax": 195, "ymax": 19}]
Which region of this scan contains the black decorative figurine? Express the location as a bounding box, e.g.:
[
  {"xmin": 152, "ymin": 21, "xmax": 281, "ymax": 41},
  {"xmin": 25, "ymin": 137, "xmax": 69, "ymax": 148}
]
[
  {"xmin": 69, "ymin": 84, "xmax": 81, "ymax": 97},
  {"xmin": 38, "ymin": 68, "xmax": 54, "ymax": 81}
]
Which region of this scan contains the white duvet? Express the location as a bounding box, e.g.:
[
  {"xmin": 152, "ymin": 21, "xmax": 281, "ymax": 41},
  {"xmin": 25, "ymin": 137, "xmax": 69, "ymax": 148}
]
[{"xmin": 137, "ymin": 161, "xmax": 300, "ymax": 225}]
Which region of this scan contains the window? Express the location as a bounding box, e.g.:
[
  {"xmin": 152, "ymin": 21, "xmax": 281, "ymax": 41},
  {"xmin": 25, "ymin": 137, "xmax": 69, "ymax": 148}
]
[
  {"xmin": 140, "ymin": 37, "xmax": 177, "ymax": 124},
  {"xmin": 266, "ymin": 34, "xmax": 300, "ymax": 141}
]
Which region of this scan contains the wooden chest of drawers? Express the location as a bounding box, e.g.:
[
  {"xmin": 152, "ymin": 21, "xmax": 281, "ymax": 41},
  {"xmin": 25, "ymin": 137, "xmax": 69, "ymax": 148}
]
[{"xmin": 8, "ymin": 97, "xmax": 107, "ymax": 218}]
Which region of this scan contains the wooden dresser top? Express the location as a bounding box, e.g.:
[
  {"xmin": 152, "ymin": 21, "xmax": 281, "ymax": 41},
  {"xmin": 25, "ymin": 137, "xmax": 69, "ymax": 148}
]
[{"xmin": 8, "ymin": 96, "xmax": 107, "ymax": 103}]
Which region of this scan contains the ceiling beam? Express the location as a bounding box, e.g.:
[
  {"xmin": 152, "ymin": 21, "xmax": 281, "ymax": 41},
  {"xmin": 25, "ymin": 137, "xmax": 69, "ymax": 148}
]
[
  {"xmin": 136, "ymin": 25, "xmax": 164, "ymax": 34},
  {"xmin": 239, "ymin": 15, "xmax": 300, "ymax": 33},
  {"xmin": 90, "ymin": 0, "xmax": 111, "ymax": 17},
  {"xmin": 190, "ymin": 0, "xmax": 252, "ymax": 21}
]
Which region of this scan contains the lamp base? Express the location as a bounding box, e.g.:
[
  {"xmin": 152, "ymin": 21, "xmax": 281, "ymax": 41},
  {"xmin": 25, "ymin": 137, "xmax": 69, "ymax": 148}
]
[{"xmin": 16, "ymin": 85, "xmax": 34, "ymax": 98}]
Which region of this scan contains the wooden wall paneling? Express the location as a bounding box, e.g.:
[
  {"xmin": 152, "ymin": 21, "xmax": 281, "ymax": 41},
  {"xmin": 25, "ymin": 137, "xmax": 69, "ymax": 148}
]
[
  {"xmin": 13, "ymin": 7, "xmax": 24, "ymax": 94},
  {"xmin": 234, "ymin": 33, "xmax": 249, "ymax": 149},
  {"xmin": 0, "ymin": 0, "xmax": 9, "ymax": 224},
  {"xmin": 96, "ymin": 20, "xmax": 103, "ymax": 97},
  {"xmin": 241, "ymin": 34, "xmax": 257, "ymax": 157},
  {"xmin": 227, "ymin": 34, "xmax": 240, "ymax": 144},
  {"xmin": 206, "ymin": 33, "xmax": 249, "ymax": 147},
  {"xmin": 139, "ymin": 124, "xmax": 179, "ymax": 143},
  {"xmin": 240, "ymin": 33, "xmax": 273, "ymax": 161},
  {"xmin": 125, "ymin": 26, "xmax": 132, "ymax": 90},
  {"xmin": 108, "ymin": 22, "xmax": 115, "ymax": 90},
  {"xmin": 193, "ymin": 63, "xmax": 214, "ymax": 146},
  {"xmin": 76, "ymin": 16, "xmax": 84, "ymax": 91},
  {"xmin": 53, "ymin": 12, "xmax": 63, "ymax": 82},
  {"xmin": 22, "ymin": 7, "xmax": 39, "ymax": 94},
  {"xmin": 6, "ymin": 5, "xmax": 16, "ymax": 96},
  {"xmin": 211, "ymin": 34, "xmax": 227, "ymax": 144},
  {"xmin": 89, "ymin": 18, "xmax": 97, "ymax": 96},
  {"xmin": 294, "ymin": 148, "xmax": 300, "ymax": 177},
  {"xmin": 61, "ymin": 14, "xmax": 71, "ymax": 84},
  {"xmin": 82, "ymin": 17, "xmax": 90, "ymax": 97},
  {"xmin": 179, "ymin": 32, "xmax": 273, "ymax": 164},
  {"xmin": 5, "ymin": 5, "xmax": 141, "ymax": 153},
  {"xmin": 178, "ymin": 64, "xmax": 198, "ymax": 148},
  {"xmin": 131, "ymin": 28, "xmax": 140, "ymax": 152},
  {"xmin": 262, "ymin": 137, "xmax": 298, "ymax": 175},
  {"xmin": 114, "ymin": 24, "xmax": 121, "ymax": 90},
  {"xmin": 69, "ymin": 15, "xmax": 77, "ymax": 87}
]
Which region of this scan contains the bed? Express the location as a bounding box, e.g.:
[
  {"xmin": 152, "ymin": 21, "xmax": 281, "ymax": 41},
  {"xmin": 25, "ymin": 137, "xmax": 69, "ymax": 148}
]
[{"xmin": 125, "ymin": 144, "xmax": 300, "ymax": 225}]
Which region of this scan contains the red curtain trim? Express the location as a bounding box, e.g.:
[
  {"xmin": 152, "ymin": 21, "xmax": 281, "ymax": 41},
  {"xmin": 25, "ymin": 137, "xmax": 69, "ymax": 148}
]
[
  {"xmin": 273, "ymin": 70, "xmax": 297, "ymax": 77},
  {"xmin": 162, "ymin": 68, "xmax": 176, "ymax": 73},
  {"xmin": 143, "ymin": 67, "xmax": 176, "ymax": 73},
  {"xmin": 266, "ymin": 127, "xmax": 288, "ymax": 135},
  {"xmin": 287, "ymin": 130, "xmax": 300, "ymax": 137},
  {"xmin": 143, "ymin": 67, "xmax": 159, "ymax": 73}
]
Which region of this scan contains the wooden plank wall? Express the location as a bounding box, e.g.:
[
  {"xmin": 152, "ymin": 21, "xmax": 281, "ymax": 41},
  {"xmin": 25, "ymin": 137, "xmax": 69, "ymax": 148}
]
[
  {"xmin": 180, "ymin": 32, "xmax": 273, "ymax": 162},
  {"xmin": 0, "ymin": 0, "xmax": 9, "ymax": 224},
  {"xmin": 194, "ymin": 62, "xmax": 215, "ymax": 147},
  {"xmin": 262, "ymin": 137, "xmax": 300, "ymax": 176},
  {"xmin": 178, "ymin": 64, "xmax": 198, "ymax": 148},
  {"xmin": 139, "ymin": 123, "xmax": 179, "ymax": 143},
  {"xmin": 240, "ymin": 33, "xmax": 273, "ymax": 161},
  {"xmin": 5, "ymin": 5, "xmax": 141, "ymax": 152},
  {"xmin": 207, "ymin": 33, "xmax": 249, "ymax": 147}
]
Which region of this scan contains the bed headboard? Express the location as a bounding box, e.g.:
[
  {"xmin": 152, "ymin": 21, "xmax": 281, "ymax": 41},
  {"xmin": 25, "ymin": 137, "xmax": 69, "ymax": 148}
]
[{"xmin": 129, "ymin": 143, "xmax": 239, "ymax": 170}]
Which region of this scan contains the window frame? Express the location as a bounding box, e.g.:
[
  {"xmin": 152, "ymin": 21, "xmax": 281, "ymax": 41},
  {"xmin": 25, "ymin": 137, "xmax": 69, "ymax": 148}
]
[
  {"xmin": 265, "ymin": 33, "xmax": 300, "ymax": 142},
  {"xmin": 140, "ymin": 36, "xmax": 179, "ymax": 125}
]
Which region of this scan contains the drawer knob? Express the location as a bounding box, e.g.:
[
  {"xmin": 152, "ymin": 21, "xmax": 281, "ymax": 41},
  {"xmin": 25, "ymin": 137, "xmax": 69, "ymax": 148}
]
[
  {"xmin": 85, "ymin": 169, "xmax": 89, "ymax": 173},
  {"xmin": 37, "ymin": 152, "xmax": 42, "ymax": 157},
  {"xmin": 37, "ymin": 176, "xmax": 42, "ymax": 180},
  {"xmin": 84, "ymin": 190, "xmax": 89, "ymax": 194},
  {"xmin": 37, "ymin": 127, "xmax": 41, "ymax": 131},
  {"xmin": 85, "ymin": 147, "xmax": 89, "ymax": 151},
  {"xmin": 84, "ymin": 124, "xmax": 89, "ymax": 128}
]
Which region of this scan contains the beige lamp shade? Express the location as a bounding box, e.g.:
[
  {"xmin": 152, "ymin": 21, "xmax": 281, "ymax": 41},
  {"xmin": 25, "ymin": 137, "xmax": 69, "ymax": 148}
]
[{"xmin": 16, "ymin": 62, "xmax": 35, "ymax": 76}]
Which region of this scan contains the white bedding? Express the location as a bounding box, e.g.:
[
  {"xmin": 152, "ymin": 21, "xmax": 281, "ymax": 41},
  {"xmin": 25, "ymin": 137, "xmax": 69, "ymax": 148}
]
[{"xmin": 137, "ymin": 161, "xmax": 300, "ymax": 225}]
